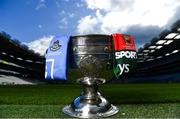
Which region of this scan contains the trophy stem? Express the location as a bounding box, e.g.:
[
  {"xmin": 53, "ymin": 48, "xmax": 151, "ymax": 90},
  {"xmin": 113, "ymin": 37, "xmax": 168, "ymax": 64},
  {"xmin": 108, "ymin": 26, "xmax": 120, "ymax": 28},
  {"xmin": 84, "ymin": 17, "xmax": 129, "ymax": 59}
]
[
  {"xmin": 82, "ymin": 84, "xmax": 98, "ymax": 100},
  {"xmin": 63, "ymin": 77, "xmax": 119, "ymax": 118}
]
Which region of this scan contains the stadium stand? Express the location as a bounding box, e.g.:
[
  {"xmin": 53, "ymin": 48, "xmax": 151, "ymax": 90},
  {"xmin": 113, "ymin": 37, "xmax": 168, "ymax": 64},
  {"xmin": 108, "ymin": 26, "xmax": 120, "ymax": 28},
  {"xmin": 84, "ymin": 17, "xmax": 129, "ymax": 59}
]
[
  {"xmin": 0, "ymin": 20, "xmax": 180, "ymax": 84},
  {"xmin": 119, "ymin": 20, "xmax": 180, "ymax": 83},
  {"xmin": 0, "ymin": 75, "xmax": 36, "ymax": 85},
  {"xmin": 0, "ymin": 32, "xmax": 45, "ymax": 81}
]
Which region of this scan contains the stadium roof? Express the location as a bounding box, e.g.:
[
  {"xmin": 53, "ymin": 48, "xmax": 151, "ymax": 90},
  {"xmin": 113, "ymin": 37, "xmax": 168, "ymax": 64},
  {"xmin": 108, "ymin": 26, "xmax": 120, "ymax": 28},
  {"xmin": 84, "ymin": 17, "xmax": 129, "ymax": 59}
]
[
  {"xmin": 0, "ymin": 35, "xmax": 44, "ymax": 62},
  {"xmin": 138, "ymin": 20, "xmax": 180, "ymax": 62}
]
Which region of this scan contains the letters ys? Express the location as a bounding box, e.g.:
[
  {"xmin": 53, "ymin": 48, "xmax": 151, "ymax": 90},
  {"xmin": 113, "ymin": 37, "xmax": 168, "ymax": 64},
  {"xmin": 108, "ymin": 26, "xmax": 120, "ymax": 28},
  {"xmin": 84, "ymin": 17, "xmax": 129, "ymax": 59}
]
[{"xmin": 114, "ymin": 50, "xmax": 137, "ymax": 77}]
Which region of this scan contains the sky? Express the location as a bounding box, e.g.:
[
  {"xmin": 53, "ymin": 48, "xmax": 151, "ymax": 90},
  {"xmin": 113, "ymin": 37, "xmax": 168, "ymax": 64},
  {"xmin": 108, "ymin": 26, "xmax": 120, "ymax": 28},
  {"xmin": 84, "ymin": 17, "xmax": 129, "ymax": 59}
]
[{"xmin": 0, "ymin": 0, "xmax": 180, "ymax": 55}]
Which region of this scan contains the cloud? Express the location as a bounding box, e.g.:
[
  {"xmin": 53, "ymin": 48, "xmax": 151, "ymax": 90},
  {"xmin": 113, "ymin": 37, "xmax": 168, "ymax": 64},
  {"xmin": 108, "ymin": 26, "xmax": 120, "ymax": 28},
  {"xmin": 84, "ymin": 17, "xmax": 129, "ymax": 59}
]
[
  {"xmin": 77, "ymin": 15, "xmax": 98, "ymax": 34},
  {"xmin": 59, "ymin": 10, "xmax": 66, "ymax": 16},
  {"xmin": 59, "ymin": 11, "xmax": 74, "ymax": 29},
  {"xmin": 60, "ymin": 17, "xmax": 68, "ymax": 25},
  {"xmin": 35, "ymin": 0, "xmax": 46, "ymax": 10},
  {"xmin": 27, "ymin": 36, "xmax": 53, "ymax": 56},
  {"xmin": 77, "ymin": 0, "xmax": 180, "ymax": 39},
  {"xmin": 100, "ymin": 0, "xmax": 180, "ymax": 32},
  {"xmin": 76, "ymin": 2, "xmax": 84, "ymax": 7},
  {"xmin": 38, "ymin": 24, "xmax": 42, "ymax": 29},
  {"xmin": 68, "ymin": 13, "xmax": 75, "ymax": 18},
  {"xmin": 85, "ymin": 0, "xmax": 111, "ymax": 11},
  {"xmin": 125, "ymin": 25, "xmax": 163, "ymax": 48},
  {"xmin": 59, "ymin": 17, "xmax": 68, "ymax": 29},
  {"xmin": 165, "ymin": 5, "xmax": 180, "ymax": 28},
  {"xmin": 77, "ymin": 10, "xmax": 102, "ymax": 34},
  {"xmin": 85, "ymin": 0, "xmax": 134, "ymax": 12},
  {"xmin": 55, "ymin": 0, "xmax": 61, "ymax": 8}
]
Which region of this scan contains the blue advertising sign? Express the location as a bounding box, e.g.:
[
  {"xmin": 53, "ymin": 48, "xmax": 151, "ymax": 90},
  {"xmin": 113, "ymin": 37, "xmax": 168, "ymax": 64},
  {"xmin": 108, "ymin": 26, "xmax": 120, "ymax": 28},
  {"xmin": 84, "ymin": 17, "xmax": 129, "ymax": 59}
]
[{"xmin": 45, "ymin": 35, "xmax": 70, "ymax": 80}]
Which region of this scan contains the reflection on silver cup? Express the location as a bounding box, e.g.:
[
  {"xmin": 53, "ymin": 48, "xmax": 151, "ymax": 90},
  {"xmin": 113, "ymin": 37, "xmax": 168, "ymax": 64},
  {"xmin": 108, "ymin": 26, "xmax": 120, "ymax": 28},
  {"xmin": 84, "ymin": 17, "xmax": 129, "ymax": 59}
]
[
  {"xmin": 63, "ymin": 35, "xmax": 119, "ymax": 118},
  {"xmin": 79, "ymin": 55, "xmax": 102, "ymax": 78}
]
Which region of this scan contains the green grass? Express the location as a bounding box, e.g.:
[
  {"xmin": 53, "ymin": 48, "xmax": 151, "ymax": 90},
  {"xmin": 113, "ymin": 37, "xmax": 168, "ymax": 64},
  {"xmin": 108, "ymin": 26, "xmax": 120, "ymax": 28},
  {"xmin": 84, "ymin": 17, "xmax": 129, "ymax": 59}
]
[
  {"xmin": 0, "ymin": 84, "xmax": 180, "ymax": 118},
  {"xmin": 0, "ymin": 104, "xmax": 180, "ymax": 118}
]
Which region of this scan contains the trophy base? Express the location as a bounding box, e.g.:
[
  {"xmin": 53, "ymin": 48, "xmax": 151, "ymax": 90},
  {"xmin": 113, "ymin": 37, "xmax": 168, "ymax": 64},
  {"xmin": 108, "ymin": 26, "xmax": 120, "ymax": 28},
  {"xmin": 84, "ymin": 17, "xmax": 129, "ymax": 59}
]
[{"xmin": 63, "ymin": 93, "xmax": 119, "ymax": 118}]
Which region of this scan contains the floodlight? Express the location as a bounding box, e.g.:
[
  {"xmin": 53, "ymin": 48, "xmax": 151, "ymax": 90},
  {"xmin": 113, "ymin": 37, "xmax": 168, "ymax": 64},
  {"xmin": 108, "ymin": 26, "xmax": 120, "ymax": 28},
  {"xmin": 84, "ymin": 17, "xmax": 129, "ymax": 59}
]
[
  {"xmin": 156, "ymin": 46, "xmax": 163, "ymax": 49},
  {"xmin": 35, "ymin": 61, "xmax": 43, "ymax": 64},
  {"xmin": 1, "ymin": 52, "xmax": 7, "ymax": 55},
  {"xmin": 156, "ymin": 40, "xmax": 166, "ymax": 44},
  {"xmin": 138, "ymin": 53, "xmax": 143, "ymax": 56},
  {"xmin": 26, "ymin": 60, "xmax": 33, "ymax": 62},
  {"xmin": 143, "ymin": 50, "xmax": 149, "ymax": 52},
  {"xmin": 10, "ymin": 55, "xmax": 14, "ymax": 58},
  {"xmin": 164, "ymin": 40, "xmax": 173, "ymax": 45},
  {"xmin": 156, "ymin": 56, "xmax": 163, "ymax": 59},
  {"xmin": 165, "ymin": 33, "xmax": 178, "ymax": 39},
  {"xmin": 147, "ymin": 58, "xmax": 154, "ymax": 61},
  {"xmin": 17, "ymin": 57, "xmax": 23, "ymax": 60},
  {"xmin": 150, "ymin": 50, "xmax": 155, "ymax": 53},
  {"xmin": 174, "ymin": 34, "xmax": 180, "ymax": 39},
  {"xmin": 178, "ymin": 28, "xmax": 180, "ymax": 31},
  {"xmin": 172, "ymin": 50, "xmax": 179, "ymax": 54},
  {"xmin": 165, "ymin": 53, "xmax": 170, "ymax": 56},
  {"xmin": 138, "ymin": 60, "xmax": 144, "ymax": 62},
  {"xmin": 149, "ymin": 46, "xmax": 156, "ymax": 49}
]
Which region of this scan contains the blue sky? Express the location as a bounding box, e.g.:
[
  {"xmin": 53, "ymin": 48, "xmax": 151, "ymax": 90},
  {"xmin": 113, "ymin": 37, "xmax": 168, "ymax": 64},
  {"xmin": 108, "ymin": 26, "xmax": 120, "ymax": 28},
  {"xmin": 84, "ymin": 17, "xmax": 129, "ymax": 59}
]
[
  {"xmin": 0, "ymin": 0, "xmax": 88, "ymax": 42},
  {"xmin": 0, "ymin": 0, "xmax": 180, "ymax": 55}
]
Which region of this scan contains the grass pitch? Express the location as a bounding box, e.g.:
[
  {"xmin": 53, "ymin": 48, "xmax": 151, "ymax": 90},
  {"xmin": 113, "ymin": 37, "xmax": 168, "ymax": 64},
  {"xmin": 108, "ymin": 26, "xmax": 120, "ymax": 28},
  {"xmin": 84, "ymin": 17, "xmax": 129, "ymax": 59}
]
[{"xmin": 0, "ymin": 84, "xmax": 180, "ymax": 118}]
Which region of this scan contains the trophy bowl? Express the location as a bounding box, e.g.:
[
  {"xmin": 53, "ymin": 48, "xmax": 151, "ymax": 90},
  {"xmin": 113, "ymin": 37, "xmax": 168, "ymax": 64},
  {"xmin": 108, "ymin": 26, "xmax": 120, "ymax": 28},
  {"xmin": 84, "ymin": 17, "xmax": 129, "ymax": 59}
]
[{"xmin": 63, "ymin": 34, "xmax": 119, "ymax": 118}]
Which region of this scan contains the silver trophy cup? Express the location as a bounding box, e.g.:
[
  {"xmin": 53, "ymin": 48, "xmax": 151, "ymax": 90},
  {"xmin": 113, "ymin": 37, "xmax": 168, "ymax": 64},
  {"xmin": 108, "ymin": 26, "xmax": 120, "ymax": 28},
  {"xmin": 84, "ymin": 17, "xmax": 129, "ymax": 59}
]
[{"xmin": 63, "ymin": 35, "xmax": 119, "ymax": 118}]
